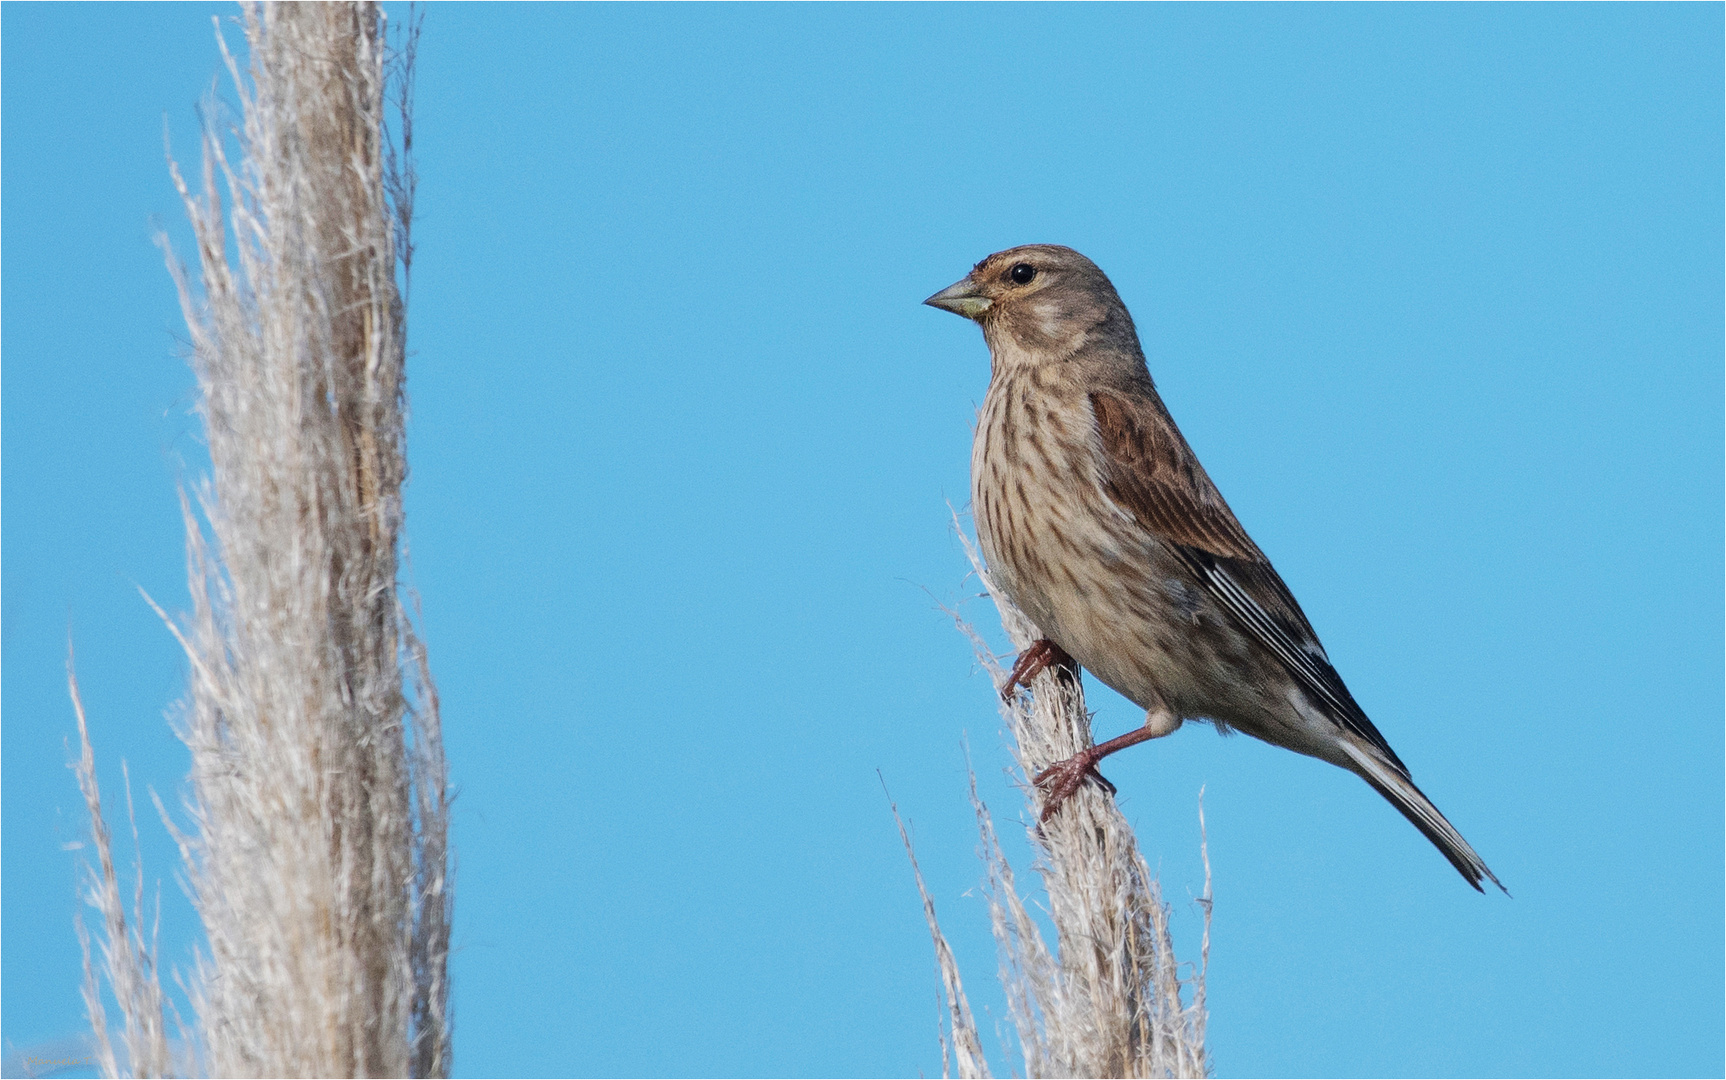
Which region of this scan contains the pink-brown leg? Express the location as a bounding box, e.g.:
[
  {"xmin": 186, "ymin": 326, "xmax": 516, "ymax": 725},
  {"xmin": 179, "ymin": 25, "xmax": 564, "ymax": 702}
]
[
  {"xmin": 1001, "ymin": 638, "xmax": 1075, "ymax": 701},
  {"xmin": 1032, "ymin": 725, "xmax": 1168, "ymax": 822}
]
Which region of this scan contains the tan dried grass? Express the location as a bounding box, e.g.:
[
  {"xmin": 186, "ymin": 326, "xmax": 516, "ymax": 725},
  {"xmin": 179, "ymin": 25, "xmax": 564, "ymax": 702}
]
[
  {"xmin": 73, "ymin": 4, "xmax": 449, "ymax": 1075},
  {"xmin": 906, "ymin": 516, "xmax": 1211, "ymax": 1079}
]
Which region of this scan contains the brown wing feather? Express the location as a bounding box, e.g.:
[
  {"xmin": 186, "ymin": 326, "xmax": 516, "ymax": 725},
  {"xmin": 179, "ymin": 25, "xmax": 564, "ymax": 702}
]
[
  {"xmin": 1089, "ymin": 389, "xmax": 1409, "ymax": 776},
  {"xmin": 1088, "ymin": 390, "xmax": 1264, "ymax": 562}
]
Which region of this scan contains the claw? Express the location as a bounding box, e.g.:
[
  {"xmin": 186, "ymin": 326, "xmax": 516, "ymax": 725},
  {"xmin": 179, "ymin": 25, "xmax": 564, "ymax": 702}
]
[
  {"xmin": 1027, "ymin": 714, "xmax": 1174, "ymax": 821},
  {"xmin": 1032, "ymin": 749, "xmax": 1114, "ymax": 821},
  {"xmin": 1001, "ymin": 638, "xmax": 1074, "ymax": 700}
]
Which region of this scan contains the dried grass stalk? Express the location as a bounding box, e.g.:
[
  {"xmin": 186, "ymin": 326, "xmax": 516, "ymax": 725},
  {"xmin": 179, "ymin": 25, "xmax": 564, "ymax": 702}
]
[
  {"xmin": 919, "ymin": 519, "xmax": 1211, "ymax": 1079},
  {"xmin": 888, "ymin": 791, "xmax": 992, "ymax": 1080},
  {"xmin": 70, "ymin": 660, "xmax": 174, "ymax": 1080},
  {"xmin": 74, "ymin": 3, "xmax": 448, "ymax": 1076}
]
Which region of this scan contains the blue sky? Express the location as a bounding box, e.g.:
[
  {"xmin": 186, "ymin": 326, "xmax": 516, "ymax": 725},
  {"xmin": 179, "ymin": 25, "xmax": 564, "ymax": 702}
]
[{"xmin": 4, "ymin": 4, "xmax": 1721, "ymax": 1077}]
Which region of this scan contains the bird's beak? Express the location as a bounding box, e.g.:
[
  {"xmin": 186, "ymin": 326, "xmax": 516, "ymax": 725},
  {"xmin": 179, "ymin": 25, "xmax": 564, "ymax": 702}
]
[{"xmin": 924, "ymin": 275, "xmax": 992, "ymax": 320}]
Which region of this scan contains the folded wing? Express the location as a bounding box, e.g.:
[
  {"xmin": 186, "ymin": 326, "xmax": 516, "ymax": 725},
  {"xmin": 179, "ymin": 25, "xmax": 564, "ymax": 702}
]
[{"xmin": 1088, "ymin": 388, "xmax": 1409, "ymax": 777}]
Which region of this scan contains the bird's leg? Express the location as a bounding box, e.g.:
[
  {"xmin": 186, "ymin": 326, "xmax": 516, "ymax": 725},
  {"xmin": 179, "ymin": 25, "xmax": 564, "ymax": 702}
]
[
  {"xmin": 1001, "ymin": 638, "xmax": 1076, "ymax": 700},
  {"xmin": 1033, "ymin": 705, "xmax": 1180, "ymax": 822}
]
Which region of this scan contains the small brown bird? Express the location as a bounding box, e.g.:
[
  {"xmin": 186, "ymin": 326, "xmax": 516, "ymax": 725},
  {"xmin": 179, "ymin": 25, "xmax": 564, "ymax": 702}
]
[{"xmin": 927, "ymin": 244, "xmax": 1502, "ymax": 892}]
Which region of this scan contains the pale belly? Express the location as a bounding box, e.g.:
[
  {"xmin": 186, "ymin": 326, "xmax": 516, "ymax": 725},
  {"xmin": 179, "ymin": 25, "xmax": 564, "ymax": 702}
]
[{"xmin": 970, "ymin": 383, "xmax": 1181, "ymax": 706}]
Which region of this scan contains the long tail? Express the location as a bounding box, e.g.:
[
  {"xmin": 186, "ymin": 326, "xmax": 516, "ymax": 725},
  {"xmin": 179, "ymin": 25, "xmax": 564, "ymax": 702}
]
[{"xmin": 1338, "ymin": 741, "xmax": 1506, "ymax": 894}]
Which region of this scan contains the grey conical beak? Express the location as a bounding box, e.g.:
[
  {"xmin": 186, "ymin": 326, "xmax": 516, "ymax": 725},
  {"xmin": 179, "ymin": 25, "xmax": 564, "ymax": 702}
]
[{"xmin": 924, "ymin": 275, "xmax": 992, "ymax": 320}]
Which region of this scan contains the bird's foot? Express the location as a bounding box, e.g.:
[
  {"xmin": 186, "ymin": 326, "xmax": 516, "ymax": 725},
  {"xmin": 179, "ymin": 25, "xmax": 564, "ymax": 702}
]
[
  {"xmin": 1031, "ymin": 723, "xmax": 1169, "ymax": 821},
  {"xmin": 1001, "ymin": 638, "xmax": 1074, "ymax": 701},
  {"xmin": 1031, "ymin": 749, "xmax": 1116, "ymax": 822}
]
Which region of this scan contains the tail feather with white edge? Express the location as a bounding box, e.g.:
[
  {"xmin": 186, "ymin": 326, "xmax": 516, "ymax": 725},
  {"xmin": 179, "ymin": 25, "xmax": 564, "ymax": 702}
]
[{"xmin": 1339, "ymin": 741, "xmax": 1506, "ymax": 894}]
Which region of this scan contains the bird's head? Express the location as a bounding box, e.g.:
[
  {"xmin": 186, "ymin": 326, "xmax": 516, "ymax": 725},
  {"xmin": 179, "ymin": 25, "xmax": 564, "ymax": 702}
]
[{"xmin": 924, "ymin": 244, "xmax": 1133, "ymax": 361}]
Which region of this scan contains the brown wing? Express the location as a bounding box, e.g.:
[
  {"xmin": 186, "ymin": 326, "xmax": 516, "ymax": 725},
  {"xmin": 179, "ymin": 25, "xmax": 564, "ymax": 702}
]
[{"xmin": 1090, "ymin": 389, "xmax": 1409, "ymax": 776}]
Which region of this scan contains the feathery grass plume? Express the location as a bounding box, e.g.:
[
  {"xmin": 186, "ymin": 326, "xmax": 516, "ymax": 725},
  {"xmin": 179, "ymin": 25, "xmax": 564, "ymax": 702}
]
[
  {"xmin": 161, "ymin": 3, "xmax": 448, "ymax": 1072},
  {"xmin": 919, "ymin": 515, "xmax": 1211, "ymax": 1079},
  {"xmin": 73, "ymin": 3, "xmax": 448, "ymax": 1076}
]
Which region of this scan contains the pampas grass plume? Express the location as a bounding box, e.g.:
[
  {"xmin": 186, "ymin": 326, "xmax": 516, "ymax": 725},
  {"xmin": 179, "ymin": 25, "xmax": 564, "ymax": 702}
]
[{"xmin": 73, "ymin": 5, "xmax": 450, "ymax": 1076}]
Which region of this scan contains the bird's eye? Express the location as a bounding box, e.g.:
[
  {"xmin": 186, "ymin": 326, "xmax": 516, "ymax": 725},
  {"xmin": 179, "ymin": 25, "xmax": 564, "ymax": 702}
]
[{"xmin": 1010, "ymin": 263, "xmax": 1037, "ymax": 285}]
